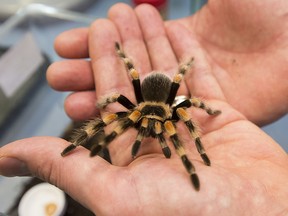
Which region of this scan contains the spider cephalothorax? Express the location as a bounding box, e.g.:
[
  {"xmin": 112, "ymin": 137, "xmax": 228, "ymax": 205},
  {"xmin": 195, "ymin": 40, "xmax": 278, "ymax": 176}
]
[{"xmin": 61, "ymin": 42, "xmax": 221, "ymax": 191}]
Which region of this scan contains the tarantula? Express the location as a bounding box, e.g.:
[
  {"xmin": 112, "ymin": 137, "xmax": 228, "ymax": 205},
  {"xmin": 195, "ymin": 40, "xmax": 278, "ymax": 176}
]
[{"xmin": 61, "ymin": 42, "xmax": 221, "ymax": 191}]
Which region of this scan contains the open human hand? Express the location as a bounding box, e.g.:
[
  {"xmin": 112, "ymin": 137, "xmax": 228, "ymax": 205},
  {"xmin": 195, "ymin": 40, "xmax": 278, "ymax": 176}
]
[
  {"xmin": 0, "ymin": 101, "xmax": 287, "ymax": 215},
  {"xmin": 174, "ymin": 0, "xmax": 288, "ymax": 125},
  {"xmin": 48, "ymin": 1, "xmax": 288, "ymax": 126},
  {"xmin": 1, "ymin": 3, "xmax": 287, "ymax": 216}
]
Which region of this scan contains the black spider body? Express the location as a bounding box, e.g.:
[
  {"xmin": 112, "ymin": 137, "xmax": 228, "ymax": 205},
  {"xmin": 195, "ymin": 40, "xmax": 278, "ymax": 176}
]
[
  {"xmin": 61, "ymin": 42, "xmax": 221, "ymax": 191},
  {"xmin": 141, "ymin": 72, "xmax": 171, "ymax": 102},
  {"xmin": 134, "ymin": 73, "xmax": 173, "ymax": 138}
]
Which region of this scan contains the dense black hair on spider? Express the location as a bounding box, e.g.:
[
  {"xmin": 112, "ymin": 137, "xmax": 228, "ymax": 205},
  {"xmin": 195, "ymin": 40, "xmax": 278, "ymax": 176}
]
[{"xmin": 141, "ymin": 72, "xmax": 172, "ymax": 102}]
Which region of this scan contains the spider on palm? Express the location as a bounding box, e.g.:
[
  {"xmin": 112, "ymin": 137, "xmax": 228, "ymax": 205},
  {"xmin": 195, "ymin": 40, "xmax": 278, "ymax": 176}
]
[{"xmin": 61, "ymin": 42, "xmax": 221, "ymax": 191}]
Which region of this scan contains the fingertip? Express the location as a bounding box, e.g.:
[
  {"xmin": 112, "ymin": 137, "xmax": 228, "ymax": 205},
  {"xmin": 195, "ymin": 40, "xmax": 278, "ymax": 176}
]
[
  {"xmin": 64, "ymin": 91, "xmax": 99, "ymax": 121},
  {"xmin": 135, "ymin": 3, "xmax": 165, "ymax": 37},
  {"xmin": 46, "ymin": 60, "xmax": 95, "ymax": 91},
  {"xmin": 0, "ymin": 157, "xmax": 30, "ymax": 177},
  {"xmin": 135, "ymin": 3, "xmax": 178, "ymax": 74},
  {"xmin": 54, "ymin": 28, "xmax": 89, "ymax": 58},
  {"xmin": 0, "ymin": 137, "xmax": 69, "ymax": 177},
  {"xmin": 134, "ymin": 2, "xmax": 159, "ymax": 14},
  {"xmin": 89, "ymin": 18, "xmax": 121, "ymax": 52},
  {"xmin": 108, "ymin": 2, "xmax": 141, "ymax": 40},
  {"xmin": 0, "ymin": 137, "xmax": 111, "ymax": 214},
  {"xmin": 108, "ymin": 2, "xmax": 133, "ymax": 18},
  {"xmin": 46, "ymin": 62, "xmax": 65, "ymax": 90},
  {"xmin": 46, "ymin": 63, "xmax": 57, "ymax": 88}
]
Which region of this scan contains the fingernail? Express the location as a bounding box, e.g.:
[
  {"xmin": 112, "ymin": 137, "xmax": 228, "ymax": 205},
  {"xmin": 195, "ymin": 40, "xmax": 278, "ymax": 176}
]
[{"xmin": 0, "ymin": 157, "xmax": 30, "ymax": 177}]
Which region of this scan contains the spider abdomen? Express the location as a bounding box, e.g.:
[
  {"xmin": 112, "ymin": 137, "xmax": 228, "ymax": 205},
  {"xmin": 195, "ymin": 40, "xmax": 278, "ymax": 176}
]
[{"xmin": 141, "ymin": 72, "xmax": 172, "ymax": 102}]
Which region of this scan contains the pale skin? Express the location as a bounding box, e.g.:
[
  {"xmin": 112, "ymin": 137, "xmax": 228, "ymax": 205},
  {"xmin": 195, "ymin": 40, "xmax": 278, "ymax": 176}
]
[{"xmin": 0, "ymin": 2, "xmax": 288, "ymax": 216}]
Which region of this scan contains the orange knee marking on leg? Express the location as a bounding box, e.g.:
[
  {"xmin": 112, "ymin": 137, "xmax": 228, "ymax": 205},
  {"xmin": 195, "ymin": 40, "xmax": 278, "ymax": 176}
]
[
  {"xmin": 173, "ymin": 74, "xmax": 183, "ymax": 83},
  {"xmin": 103, "ymin": 113, "xmax": 118, "ymax": 124},
  {"xmin": 176, "ymin": 108, "xmax": 190, "ymax": 122},
  {"xmin": 141, "ymin": 118, "xmax": 149, "ymax": 128},
  {"xmin": 128, "ymin": 110, "xmax": 141, "ymax": 122},
  {"xmin": 164, "ymin": 121, "xmax": 176, "ymax": 135},
  {"xmin": 155, "ymin": 121, "xmax": 162, "ymax": 134},
  {"xmin": 190, "ymin": 98, "xmax": 201, "ymax": 107},
  {"xmin": 130, "ymin": 68, "xmax": 139, "ymax": 80}
]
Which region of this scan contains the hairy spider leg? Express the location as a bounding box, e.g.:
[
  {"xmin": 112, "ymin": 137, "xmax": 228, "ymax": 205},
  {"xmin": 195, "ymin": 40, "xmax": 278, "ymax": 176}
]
[
  {"xmin": 131, "ymin": 118, "xmax": 172, "ymax": 159},
  {"xmin": 164, "ymin": 120, "xmax": 200, "ymax": 191},
  {"xmin": 131, "ymin": 118, "xmax": 148, "ymax": 158},
  {"xmin": 90, "ymin": 110, "xmax": 142, "ymax": 157},
  {"xmin": 115, "ymin": 42, "xmax": 144, "ymax": 103},
  {"xmin": 98, "ymin": 93, "xmax": 136, "ymax": 110},
  {"xmin": 61, "ymin": 119, "xmax": 105, "ymax": 156},
  {"xmin": 61, "ymin": 112, "xmax": 127, "ymax": 156},
  {"xmin": 173, "ymin": 97, "xmax": 221, "ymax": 116},
  {"xmin": 154, "ymin": 121, "xmax": 171, "ymax": 158},
  {"xmin": 176, "ymin": 107, "xmax": 211, "ymax": 166},
  {"xmin": 166, "ymin": 58, "xmax": 194, "ymax": 106},
  {"xmin": 190, "ymin": 97, "xmax": 221, "ymax": 115}
]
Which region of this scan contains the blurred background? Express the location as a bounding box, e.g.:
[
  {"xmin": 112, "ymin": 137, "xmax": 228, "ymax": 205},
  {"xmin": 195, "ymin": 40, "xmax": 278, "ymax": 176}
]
[{"xmin": 0, "ymin": 0, "xmax": 287, "ymax": 214}]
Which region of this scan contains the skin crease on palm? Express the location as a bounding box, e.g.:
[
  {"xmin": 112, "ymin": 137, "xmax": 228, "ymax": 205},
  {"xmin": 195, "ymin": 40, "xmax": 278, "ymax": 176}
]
[{"xmin": 0, "ymin": 2, "xmax": 287, "ymax": 216}]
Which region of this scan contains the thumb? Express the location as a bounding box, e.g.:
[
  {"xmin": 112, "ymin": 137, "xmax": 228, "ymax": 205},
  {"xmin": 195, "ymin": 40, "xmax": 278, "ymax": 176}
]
[{"xmin": 0, "ymin": 137, "xmax": 111, "ymax": 213}]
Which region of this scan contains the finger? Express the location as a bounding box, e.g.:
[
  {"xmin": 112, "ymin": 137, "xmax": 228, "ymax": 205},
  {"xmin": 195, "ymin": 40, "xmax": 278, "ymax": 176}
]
[
  {"xmin": 166, "ymin": 22, "xmax": 225, "ymax": 100},
  {"xmin": 47, "ymin": 60, "xmax": 94, "ymax": 91},
  {"xmin": 108, "ymin": 3, "xmax": 151, "ymax": 76},
  {"xmin": 0, "ymin": 137, "xmax": 111, "ymax": 212},
  {"xmin": 135, "ymin": 4, "xmax": 178, "ymax": 74},
  {"xmin": 54, "ymin": 28, "xmax": 89, "ymax": 58},
  {"xmin": 65, "ymin": 91, "xmax": 99, "ymax": 121},
  {"xmin": 135, "ymin": 4, "xmax": 189, "ymax": 96},
  {"xmin": 89, "ymin": 19, "xmax": 135, "ymax": 103}
]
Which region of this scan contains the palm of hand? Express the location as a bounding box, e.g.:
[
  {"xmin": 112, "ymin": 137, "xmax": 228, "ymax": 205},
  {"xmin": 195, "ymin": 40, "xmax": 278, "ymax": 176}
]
[
  {"xmin": 42, "ymin": 2, "xmax": 288, "ymax": 215},
  {"xmin": 84, "ymin": 38, "xmax": 287, "ymax": 214},
  {"xmin": 91, "ymin": 100, "xmax": 287, "ymax": 216},
  {"xmin": 177, "ymin": 0, "xmax": 288, "ymax": 125},
  {"xmin": 85, "ymin": 5, "xmax": 288, "ymax": 211}
]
